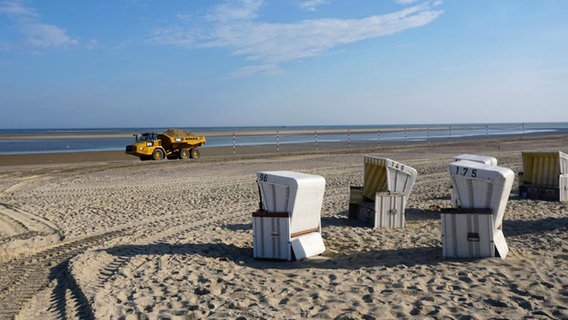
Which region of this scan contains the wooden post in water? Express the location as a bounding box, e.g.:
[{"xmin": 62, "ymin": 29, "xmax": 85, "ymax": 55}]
[
  {"xmin": 348, "ymin": 129, "xmax": 351, "ymax": 149},
  {"xmin": 377, "ymin": 129, "xmax": 381, "ymax": 147},
  {"xmin": 276, "ymin": 130, "xmax": 280, "ymax": 152}
]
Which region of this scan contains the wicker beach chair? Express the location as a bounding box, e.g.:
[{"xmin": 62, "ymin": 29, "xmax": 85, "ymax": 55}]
[
  {"xmin": 519, "ymin": 151, "xmax": 568, "ymax": 201},
  {"xmin": 349, "ymin": 155, "xmax": 417, "ymax": 228}
]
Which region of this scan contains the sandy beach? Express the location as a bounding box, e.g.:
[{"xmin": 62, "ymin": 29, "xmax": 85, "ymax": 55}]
[{"xmin": 1, "ymin": 134, "xmax": 567, "ymax": 319}]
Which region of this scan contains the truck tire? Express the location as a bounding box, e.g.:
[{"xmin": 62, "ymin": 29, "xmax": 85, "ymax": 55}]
[
  {"xmin": 179, "ymin": 149, "xmax": 190, "ymax": 159},
  {"xmin": 190, "ymin": 149, "xmax": 200, "ymax": 159},
  {"xmin": 152, "ymin": 149, "xmax": 165, "ymax": 160}
]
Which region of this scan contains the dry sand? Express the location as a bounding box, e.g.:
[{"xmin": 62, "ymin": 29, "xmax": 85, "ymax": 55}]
[{"xmin": 0, "ymin": 135, "xmax": 567, "ymax": 319}]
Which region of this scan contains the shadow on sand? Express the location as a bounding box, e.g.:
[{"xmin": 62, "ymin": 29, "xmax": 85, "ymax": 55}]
[
  {"xmin": 104, "ymin": 242, "xmax": 443, "ymax": 270},
  {"xmin": 103, "ymin": 213, "xmax": 567, "ymax": 271},
  {"xmin": 504, "ymin": 216, "xmax": 568, "ymax": 237}
]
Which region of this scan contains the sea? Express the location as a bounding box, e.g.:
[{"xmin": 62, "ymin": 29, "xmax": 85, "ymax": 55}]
[{"xmin": 0, "ymin": 122, "xmax": 567, "ymax": 155}]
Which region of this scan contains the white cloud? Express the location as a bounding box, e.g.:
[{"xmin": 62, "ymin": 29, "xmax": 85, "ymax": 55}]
[
  {"xmin": 149, "ymin": 1, "xmax": 443, "ymax": 76},
  {"xmin": 227, "ymin": 63, "xmax": 283, "ymax": 78},
  {"xmin": 0, "ymin": 0, "xmax": 79, "ymax": 50},
  {"xmin": 395, "ymin": 0, "xmax": 421, "ymax": 4},
  {"xmin": 147, "ymin": 25, "xmax": 198, "ymax": 47},
  {"xmin": 206, "ymin": 0, "xmax": 264, "ymax": 23},
  {"xmin": 0, "ymin": 0, "xmax": 36, "ymax": 16},
  {"xmin": 299, "ymin": 0, "xmax": 329, "ymax": 11},
  {"xmin": 21, "ymin": 22, "xmax": 78, "ymax": 48}
]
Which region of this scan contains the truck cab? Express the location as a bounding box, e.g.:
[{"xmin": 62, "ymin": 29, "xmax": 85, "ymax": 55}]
[
  {"xmin": 126, "ymin": 132, "xmax": 164, "ymax": 160},
  {"xmin": 137, "ymin": 132, "xmax": 158, "ymax": 142}
]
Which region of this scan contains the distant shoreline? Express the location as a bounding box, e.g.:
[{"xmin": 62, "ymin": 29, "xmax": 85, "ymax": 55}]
[
  {"xmin": 0, "ymin": 127, "xmax": 500, "ymax": 140},
  {"xmin": 1, "ymin": 122, "xmax": 565, "ymax": 140},
  {"xmin": 1, "ymin": 132, "xmax": 566, "ymax": 167}
]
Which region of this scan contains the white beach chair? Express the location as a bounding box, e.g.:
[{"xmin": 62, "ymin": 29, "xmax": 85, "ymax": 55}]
[
  {"xmin": 443, "ymin": 160, "xmax": 514, "ymax": 259},
  {"xmin": 349, "ymin": 155, "xmax": 417, "ymax": 228},
  {"xmin": 453, "ymin": 154, "xmax": 498, "ymax": 165},
  {"xmin": 518, "ymin": 151, "xmax": 568, "ymax": 201},
  {"xmin": 253, "ymin": 171, "xmax": 326, "ymax": 261},
  {"xmin": 450, "ymin": 154, "xmax": 498, "ymax": 203}
]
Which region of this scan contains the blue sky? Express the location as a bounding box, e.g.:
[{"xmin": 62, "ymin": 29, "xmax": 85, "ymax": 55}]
[{"xmin": 0, "ymin": 0, "xmax": 567, "ymax": 128}]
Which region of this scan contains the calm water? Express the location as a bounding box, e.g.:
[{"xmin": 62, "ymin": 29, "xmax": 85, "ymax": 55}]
[{"xmin": 0, "ymin": 123, "xmax": 566, "ymax": 155}]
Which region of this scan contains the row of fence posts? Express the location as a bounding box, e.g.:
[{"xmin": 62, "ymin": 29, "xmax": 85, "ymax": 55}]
[
  {"xmin": 230, "ymin": 124, "xmax": 527, "ymax": 154},
  {"xmin": 231, "ymin": 128, "xmax": 412, "ymax": 154}
]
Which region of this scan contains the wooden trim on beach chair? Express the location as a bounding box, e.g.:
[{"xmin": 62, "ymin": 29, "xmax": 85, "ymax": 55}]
[
  {"xmin": 252, "ymin": 210, "xmax": 290, "ymax": 218},
  {"xmin": 440, "ymin": 207, "xmax": 492, "ymax": 215},
  {"xmin": 291, "ymin": 227, "xmax": 320, "ymax": 238}
]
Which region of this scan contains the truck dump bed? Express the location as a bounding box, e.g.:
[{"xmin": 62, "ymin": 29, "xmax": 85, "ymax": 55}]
[{"xmin": 159, "ymin": 128, "xmax": 206, "ymax": 148}]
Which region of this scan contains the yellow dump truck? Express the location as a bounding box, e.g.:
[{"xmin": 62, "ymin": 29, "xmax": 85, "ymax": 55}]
[{"xmin": 125, "ymin": 128, "xmax": 206, "ymax": 161}]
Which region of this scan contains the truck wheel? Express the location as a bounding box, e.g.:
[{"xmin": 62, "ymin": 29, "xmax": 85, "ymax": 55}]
[
  {"xmin": 190, "ymin": 149, "xmax": 200, "ymax": 159},
  {"xmin": 152, "ymin": 149, "xmax": 165, "ymax": 160},
  {"xmin": 179, "ymin": 149, "xmax": 190, "ymax": 159}
]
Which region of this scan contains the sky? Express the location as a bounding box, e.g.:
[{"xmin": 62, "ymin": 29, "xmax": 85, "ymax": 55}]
[{"xmin": 0, "ymin": 0, "xmax": 567, "ymax": 129}]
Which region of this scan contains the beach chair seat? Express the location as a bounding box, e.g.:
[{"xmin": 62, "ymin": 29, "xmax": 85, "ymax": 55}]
[
  {"xmin": 349, "ymin": 156, "xmax": 417, "ymax": 228},
  {"xmin": 253, "ymin": 171, "xmax": 326, "ymax": 261},
  {"xmin": 443, "ymin": 160, "xmax": 514, "ymax": 259},
  {"xmin": 518, "ymin": 151, "xmax": 568, "ymax": 201}
]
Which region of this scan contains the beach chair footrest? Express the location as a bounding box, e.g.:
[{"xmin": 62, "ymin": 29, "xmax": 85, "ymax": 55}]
[
  {"xmin": 441, "ymin": 212, "xmax": 508, "ymax": 259},
  {"xmin": 348, "ymin": 193, "xmax": 407, "ymax": 229}
]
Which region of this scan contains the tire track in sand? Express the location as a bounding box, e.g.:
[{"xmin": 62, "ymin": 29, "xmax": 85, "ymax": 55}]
[
  {"xmin": 6, "ymin": 168, "xmax": 258, "ymax": 320},
  {"xmin": 23, "ymin": 203, "xmax": 253, "ymax": 320}
]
